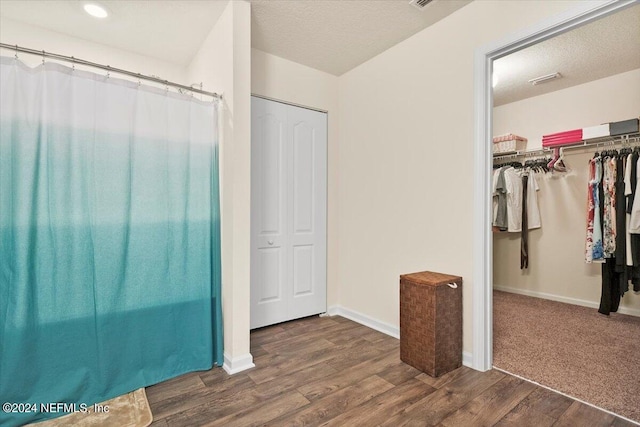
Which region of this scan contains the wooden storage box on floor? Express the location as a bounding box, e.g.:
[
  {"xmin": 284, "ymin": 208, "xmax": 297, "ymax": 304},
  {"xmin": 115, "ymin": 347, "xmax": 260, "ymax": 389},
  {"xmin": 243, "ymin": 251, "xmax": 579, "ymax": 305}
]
[{"xmin": 400, "ymin": 271, "xmax": 462, "ymax": 377}]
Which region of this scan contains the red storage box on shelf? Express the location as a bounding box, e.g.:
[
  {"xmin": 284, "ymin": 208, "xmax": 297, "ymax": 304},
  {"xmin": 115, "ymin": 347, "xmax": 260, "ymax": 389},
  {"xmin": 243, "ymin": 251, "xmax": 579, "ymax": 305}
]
[{"xmin": 542, "ymin": 129, "xmax": 583, "ymax": 147}]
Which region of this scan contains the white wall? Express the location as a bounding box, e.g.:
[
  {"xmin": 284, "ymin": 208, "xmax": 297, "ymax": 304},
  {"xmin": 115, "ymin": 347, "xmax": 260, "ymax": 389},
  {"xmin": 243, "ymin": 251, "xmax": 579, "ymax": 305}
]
[
  {"xmin": 494, "ymin": 69, "xmax": 640, "ymax": 151},
  {"xmin": 493, "ymin": 69, "xmax": 640, "ymax": 316},
  {"xmin": 188, "ymin": 0, "xmax": 253, "ymax": 373},
  {"xmin": 336, "ymin": 0, "xmax": 586, "ymax": 356},
  {"xmin": 251, "ymin": 48, "xmax": 340, "ymax": 308},
  {"xmin": 0, "ymin": 17, "xmax": 186, "ymax": 84}
]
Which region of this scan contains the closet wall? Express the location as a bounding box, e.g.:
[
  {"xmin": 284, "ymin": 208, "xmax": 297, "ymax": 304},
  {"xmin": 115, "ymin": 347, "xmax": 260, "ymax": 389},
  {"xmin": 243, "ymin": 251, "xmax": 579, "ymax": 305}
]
[
  {"xmin": 336, "ymin": 0, "xmax": 582, "ymax": 356},
  {"xmin": 187, "ymin": 0, "xmax": 252, "ymax": 370},
  {"xmin": 493, "ymin": 68, "xmax": 640, "ymax": 315},
  {"xmin": 251, "ymin": 48, "xmax": 340, "ymax": 308}
]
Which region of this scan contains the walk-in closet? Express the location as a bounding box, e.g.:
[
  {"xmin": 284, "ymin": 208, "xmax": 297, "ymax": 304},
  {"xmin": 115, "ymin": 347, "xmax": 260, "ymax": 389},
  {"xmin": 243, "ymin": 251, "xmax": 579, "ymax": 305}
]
[{"xmin": 491, "ymin": 4, "xmax": 640, "ymax": 422}]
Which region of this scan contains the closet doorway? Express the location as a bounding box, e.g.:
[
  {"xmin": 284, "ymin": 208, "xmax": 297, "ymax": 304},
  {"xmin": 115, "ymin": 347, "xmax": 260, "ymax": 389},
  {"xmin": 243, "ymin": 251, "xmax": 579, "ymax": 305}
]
[
  {"xmin": 489, "ymin": 4, "xmax": 640, "ymax": 423},
  {"xmin": 250, "ymin": 96, "xmax": 327, "ymax": 329}
]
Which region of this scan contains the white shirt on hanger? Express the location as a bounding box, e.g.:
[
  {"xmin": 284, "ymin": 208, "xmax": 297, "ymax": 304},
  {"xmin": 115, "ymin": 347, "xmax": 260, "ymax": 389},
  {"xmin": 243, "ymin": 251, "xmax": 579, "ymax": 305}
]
[
  {"xmin": 492, "ymin": 168, "xmax": 501, "ymax": 226},
  {"xmin": 526, "ymin": 171, "xmax": 542, "ymax": 230},
  {"xmin": 504, "ymin": 167, "xmax": 523, "ymax": 232},
  {"xmin": 624, "ymin": 153, "xmax": 633, "ymax": 264},
  {"xmin": 629, "ymin": 155, "xmax": 640, "ymax": 234}
]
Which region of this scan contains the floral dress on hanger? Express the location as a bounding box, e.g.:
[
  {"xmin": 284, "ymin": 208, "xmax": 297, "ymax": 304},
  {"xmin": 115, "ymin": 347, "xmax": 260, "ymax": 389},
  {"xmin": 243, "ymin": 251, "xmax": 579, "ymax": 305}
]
[
  {"xmin": 586, "ymin": 156, "xmax": 604, "ymax": 262},
  {"xmin": 603, "ymin": 156, "xmax": 617, "ymax": 258}
]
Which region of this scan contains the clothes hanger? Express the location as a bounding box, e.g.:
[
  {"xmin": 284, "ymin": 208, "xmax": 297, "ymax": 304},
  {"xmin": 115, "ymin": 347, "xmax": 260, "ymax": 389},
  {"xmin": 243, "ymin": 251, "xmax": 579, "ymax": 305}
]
[
  {"xmin": 547, "ymin": 147, "xmax": 560, "ymax": 170},
  {"xmin": 554, "ymin": 147, "xmax": 567, "ymax": 172},
  {"xmin": 533, "ymin": 157, "xmax": 551, "ymax": 173}
]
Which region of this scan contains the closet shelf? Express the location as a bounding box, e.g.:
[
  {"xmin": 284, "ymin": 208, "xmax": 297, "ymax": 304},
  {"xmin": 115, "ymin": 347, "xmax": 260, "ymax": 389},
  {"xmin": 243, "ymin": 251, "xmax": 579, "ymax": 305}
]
[{"xmin": 493, "ymin": 131, "xmax": 640, "ymax": 160}]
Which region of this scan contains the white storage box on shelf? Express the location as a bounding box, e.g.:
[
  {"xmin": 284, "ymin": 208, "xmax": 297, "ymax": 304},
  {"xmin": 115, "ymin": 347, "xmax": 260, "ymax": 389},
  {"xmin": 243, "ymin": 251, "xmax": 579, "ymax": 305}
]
[
  {"xmin": 493, "ymin": 134, "xmax": 527, "ymax": 154},
  {"xmin": 583, "ymin": 124, "xmax": 609, "ymax": 140}
]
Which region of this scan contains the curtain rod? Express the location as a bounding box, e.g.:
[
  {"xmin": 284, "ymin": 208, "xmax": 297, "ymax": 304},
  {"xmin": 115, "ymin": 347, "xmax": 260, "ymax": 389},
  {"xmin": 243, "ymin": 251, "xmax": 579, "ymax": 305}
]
[{"xmin": 0, "ymin": 43, "xmax": 220, "ymax": 99}]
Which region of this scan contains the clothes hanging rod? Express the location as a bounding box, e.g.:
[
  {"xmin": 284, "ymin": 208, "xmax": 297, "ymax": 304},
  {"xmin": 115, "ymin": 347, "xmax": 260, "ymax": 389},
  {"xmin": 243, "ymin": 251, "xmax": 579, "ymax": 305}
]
[
  {"xmin": 493, "ymin": 132, "xmax": 640, "ymax": 160},
  {"xmin": 0, "ymin": 43, "xmax": 220, "ymax": 99},
  {"xmin": 493, "ymin": 148, "xmax": 551, "ymax": 160},
  {"xmin": 558, "ymin": 133, "xmax": 639, "ymax": 152}
]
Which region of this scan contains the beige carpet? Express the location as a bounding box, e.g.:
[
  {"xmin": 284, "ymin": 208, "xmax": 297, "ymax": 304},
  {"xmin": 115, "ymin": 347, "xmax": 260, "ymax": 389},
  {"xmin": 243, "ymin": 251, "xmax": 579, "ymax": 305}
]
[
  {"xmin": 30, "ymin": 388, "xmax": 152, "ymax": 427},
  {"xmin": 493, "ymin": 290, "xmax": 640, "ymax": 423}
]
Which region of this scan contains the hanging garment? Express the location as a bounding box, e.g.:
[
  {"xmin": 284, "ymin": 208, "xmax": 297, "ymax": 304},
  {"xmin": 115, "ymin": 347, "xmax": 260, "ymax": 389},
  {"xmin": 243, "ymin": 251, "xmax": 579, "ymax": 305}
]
[
  {"xmin": 614, "ymin": 156, "xmax": 629, "ymax": 296},
  {"xmin": 586, "ymin": 158, "xmax": 597, "ymax": 263},
  {"xmin": 504, "ymin": 167, "xmax": 524, "ymax": 232},
  {"xmin": 598, "ymin": 159, "xmax": 606, "ymax": 260},
  {"xmin": 602, "ymin": 157, "xmax": 617, "ymax": 257},
  {"xmin": 586, "ymin": 157, "xmax": 604, "ymax": 262},
  {"xmin": 525, "ymin": 171, "xmax": 541, "ymax": 229},
  {"xmin": 625, "ymin": 153, "xmax": 634, "ymax": 266},
  {"xmin": 492, "ymin": 168, "xmax": 499, "ymax": 227},
  {"xmin": 598, "ymin": 258, "xmax": 622, "ymax": 316},
  {"xmin": 493, "ymin": 167, "xmax": 508, "ymax": 231},
  {"xmin": 521, "ymin": 173, "xmax": 529, "ymax": 269},
  {"xmin": 628, "ymin": 152, "xmax": 640, "ymax": 291},
  {"xmin": 630, "ymin": 154, "xmax": 640, "ymax": 233}
]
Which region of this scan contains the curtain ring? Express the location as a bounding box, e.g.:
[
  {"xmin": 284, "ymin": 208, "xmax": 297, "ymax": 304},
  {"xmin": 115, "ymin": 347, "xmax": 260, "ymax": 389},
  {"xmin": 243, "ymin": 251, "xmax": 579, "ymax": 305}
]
[
  {"xmin": 14, "ymin": 44, "xmax": 18, "ymax": 60},
  {"xmin": 106, "ymin": 65, "xmax": 110, "ymax": 79},
  {"xmin": 42, "ymin": 50, "xmax": 45, "ymax": 64},
  {"xmin": 71, "ymin": 56, "xmax": 75, "ymax": 72}
]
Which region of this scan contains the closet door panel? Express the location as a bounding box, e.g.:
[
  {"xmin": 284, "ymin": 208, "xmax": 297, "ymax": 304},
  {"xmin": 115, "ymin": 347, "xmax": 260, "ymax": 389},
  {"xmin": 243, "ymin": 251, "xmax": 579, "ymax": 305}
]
[
  {"xmin": 251, "ymin": 97, "xmax": 288, "ymax": 328},
  {"xmin": 287, "ymin": 105, "xmax": 327, "ymax": 319},
  {"xmin": 292, "ymin": 122, "xmax": 314, "ymax": 233},
  {"xmin": 259, "ymin": 114, "xmax": 283, "ymax": 235},
  {"xmin": 251, "ymin": 96, "xmax": 327, "ymax": 329},
  {"xmin": 292, "ymin": 245, "xmax": 314, "ymax": 296},
  {"xmin": 257, "ymin": 248, "xmax": 282, "ymax": 301}
]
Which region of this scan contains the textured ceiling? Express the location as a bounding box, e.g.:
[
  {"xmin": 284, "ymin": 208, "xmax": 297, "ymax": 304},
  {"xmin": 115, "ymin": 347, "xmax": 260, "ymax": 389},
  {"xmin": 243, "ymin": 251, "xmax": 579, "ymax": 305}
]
[
  {"xmin": 493, "ymin": 4, "xmax": 640, "ymax": 106},
  {"xmin": 0, "ymin": 1, "xmax": 638, "ymax": 104},
  {"xmin": 250, "ymin": 0, "xmax": 472, "ymax": 76},
  {"xmin": 0, "ymin": 0, "xmax": 228, "ymax": 66}
]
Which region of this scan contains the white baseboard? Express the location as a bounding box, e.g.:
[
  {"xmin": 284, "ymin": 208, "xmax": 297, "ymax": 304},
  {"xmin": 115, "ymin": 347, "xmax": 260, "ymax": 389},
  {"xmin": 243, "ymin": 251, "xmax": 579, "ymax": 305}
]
[
  {"xmin": 494, "ymin": 285, "xmax": 640, "ymax": 317},
  {"xmin": 327, "ymin": 304, "xmax": 473, "ymax": 368},
  {"xmin": 223, "ymin": 353, "xmax": 255, "ymax": 375},
  {"xmin": 463, "ymin": 351, "xmax": 473, "ymax": 368},
  {"xmin": 327, "ymin": 305, "xmax": 399, "ymax": 338}
]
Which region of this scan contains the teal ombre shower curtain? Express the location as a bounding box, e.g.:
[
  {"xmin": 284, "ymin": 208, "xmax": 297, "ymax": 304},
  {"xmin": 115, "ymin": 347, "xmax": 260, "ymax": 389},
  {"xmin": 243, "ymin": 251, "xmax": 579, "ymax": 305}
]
[{"xmin": 0, "ymin": 57, "xmax": 223, "ymax": 426}]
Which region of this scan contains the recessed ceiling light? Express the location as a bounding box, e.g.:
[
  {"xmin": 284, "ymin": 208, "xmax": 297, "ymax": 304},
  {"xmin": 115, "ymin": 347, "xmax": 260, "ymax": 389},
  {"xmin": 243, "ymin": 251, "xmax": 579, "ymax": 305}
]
[{"xmin": 84, "ymin": 3, "xmax": 109, "ymax": 19}]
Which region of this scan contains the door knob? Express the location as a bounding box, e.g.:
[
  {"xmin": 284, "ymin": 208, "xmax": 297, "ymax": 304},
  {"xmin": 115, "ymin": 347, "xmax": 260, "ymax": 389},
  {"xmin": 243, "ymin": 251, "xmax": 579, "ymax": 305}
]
[{"xmin": 268, "ymin": 240, "xmax": 274, "ymax": 245}]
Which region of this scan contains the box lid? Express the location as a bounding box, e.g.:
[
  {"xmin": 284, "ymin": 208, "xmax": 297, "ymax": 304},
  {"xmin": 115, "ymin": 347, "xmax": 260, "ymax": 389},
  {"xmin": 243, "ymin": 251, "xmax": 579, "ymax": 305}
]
[
  {"xmin": 609, "ymin": 118, "xmax": 639, "ymax": 136},
  {"xmin": 400, "ymin": 271, "xmax": 462, "ymax": 287},
  {"xmin": 492, "ymin": 133, "xmax": 527, "ymax": 143}
]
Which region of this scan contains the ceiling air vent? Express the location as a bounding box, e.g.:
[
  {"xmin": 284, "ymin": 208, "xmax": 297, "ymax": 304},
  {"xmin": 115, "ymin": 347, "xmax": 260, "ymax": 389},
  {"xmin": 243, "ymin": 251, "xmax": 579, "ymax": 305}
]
[{"xmin": 409, "ymin": 0, "xmax": 434, "ymax": 11}]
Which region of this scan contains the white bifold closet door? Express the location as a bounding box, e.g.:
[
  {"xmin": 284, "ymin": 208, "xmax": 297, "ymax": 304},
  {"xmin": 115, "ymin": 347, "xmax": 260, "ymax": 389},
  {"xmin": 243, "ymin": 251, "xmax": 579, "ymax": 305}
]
[{"xmin": 250, "ymin": 96, "xmax": 327, "ymax": 329}]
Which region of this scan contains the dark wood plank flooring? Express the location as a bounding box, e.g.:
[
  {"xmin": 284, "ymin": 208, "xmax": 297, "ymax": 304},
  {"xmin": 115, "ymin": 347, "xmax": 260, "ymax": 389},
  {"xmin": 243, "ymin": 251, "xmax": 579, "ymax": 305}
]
[{"xmin": 146, "ymin": 316, "xmax": 633, "ymax": 426}]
